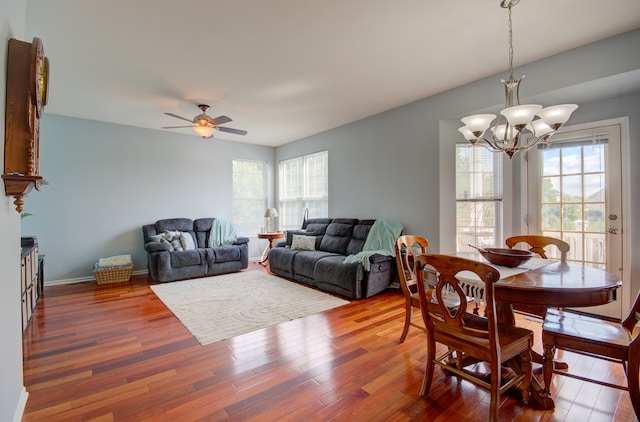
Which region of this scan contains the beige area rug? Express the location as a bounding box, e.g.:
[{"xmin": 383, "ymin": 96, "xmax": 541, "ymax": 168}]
[{"xmin": 150, "ymin": 271, "xmax": 350, "ymax": 346}]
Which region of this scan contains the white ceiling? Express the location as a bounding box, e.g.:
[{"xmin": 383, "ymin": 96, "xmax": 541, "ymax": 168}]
[{"xmin": 25, "ymin": 0, "xmax": 640, "ymax": 147}]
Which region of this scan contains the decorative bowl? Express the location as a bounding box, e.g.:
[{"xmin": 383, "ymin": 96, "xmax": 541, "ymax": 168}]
[{"xmin": 479, "ymin": 248, "xmax": 535, "ymax": 267}]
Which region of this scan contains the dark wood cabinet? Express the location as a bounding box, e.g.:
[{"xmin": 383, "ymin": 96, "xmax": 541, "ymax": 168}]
[
  {"xmin": 21, "ymin": 237, "xmax": 41, "ymax": 333},
  {"xmin": 3, "ymin": 37, "xmax": 49, "ymax": 212}
]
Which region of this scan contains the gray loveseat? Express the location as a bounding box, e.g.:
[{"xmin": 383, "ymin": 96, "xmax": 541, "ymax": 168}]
[
  {"xmin": 268, "ymin": 218, "xmax": 400, "ymax": 299},
  {"xmin": 142, "ymin": 218, "xmax": 249, "ymax": 282}
]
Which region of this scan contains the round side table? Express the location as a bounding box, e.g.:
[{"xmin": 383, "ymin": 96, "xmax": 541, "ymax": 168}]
[{"xmin": 257, "ymin": 232, "xmax": 284, "ymax": 265}]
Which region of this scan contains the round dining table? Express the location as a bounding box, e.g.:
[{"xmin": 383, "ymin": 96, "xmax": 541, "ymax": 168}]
[{"xmin": 489, "ymin": 260, "xmax": 622, "ymax": 409}]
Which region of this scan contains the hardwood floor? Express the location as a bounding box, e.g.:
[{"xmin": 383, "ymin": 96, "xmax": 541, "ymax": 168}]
[{"xmin": 22, "ymin": 263, "xmax": 635, "ymax": 421}]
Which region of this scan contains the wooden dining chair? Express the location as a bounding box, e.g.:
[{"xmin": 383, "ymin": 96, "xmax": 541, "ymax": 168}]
[
  {"xmin": 542, "ymin": 291, "xmax": 640, "ymax": 419},
  {"xmin": 506, "ymin": 235, "xmax": 570, "ymax": 262},
  {"xmin": 506, "ymin": 235, "xmax": 570, "ymax": 318},
  {"xmin": 414, "ymin": 254, "xmax": 533, "ymax": 422},
  {"xmin": 395, "ymin": 235, "xmax": 429, "ymax": 343}
]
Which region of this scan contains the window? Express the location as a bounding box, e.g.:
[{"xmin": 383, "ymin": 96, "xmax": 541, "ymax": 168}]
[
  {"xmin": 278, "ymin": 150, "xmax": 328, "ymax": 230},
  {"xmin": 232, "ymin": 159, "xmax": 266, "ymax": 236},
  {"xmin": 455, "ymin": 145, "xmax": 502, "ymax": 251}
]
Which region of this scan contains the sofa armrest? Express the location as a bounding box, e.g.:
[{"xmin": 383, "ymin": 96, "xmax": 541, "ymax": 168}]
[
  {"xmin": 144, "ymin": 242, "xmax": 171, "ymax": 252},
  {"xmin": 368, "ymin": 253, "xmax": 394, "ymax": 264},
  {"xmin": 234, "ymin": 236, "xmax": 250, "ymax": 245}
]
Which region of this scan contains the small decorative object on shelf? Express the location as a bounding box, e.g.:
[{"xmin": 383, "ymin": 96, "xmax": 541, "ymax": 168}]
[{"xmin": 3, "ymin": 37, "xmax": 50, "ymax": 212}]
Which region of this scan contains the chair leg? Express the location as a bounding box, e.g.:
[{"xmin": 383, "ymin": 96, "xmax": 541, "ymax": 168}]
[
  {"xmin": 543, "ymin": 342, "xmax": 555, "ymax": 396},
  {"xmin": 626, "ymin": 353, "xmax": 640, "ymax": 420},
  {"xmin": 420, "ymin": 335, "xmax": 436, "ymax": 398},
  {"xmin": 489, "ymin": 359, "xmax": 501, "ymax": 422},
  {"xmin": 399, "ymin": 300, "xmax": 412, "ymax": 343},
  {"xmin": 521, "ymin": 350, "xmax": 532, "ymax": 404}
]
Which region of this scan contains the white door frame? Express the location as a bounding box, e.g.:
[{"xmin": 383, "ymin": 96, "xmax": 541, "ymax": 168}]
[{"xmin": 518, "ymin": 116, "xmax": 632, "ymax": 318}]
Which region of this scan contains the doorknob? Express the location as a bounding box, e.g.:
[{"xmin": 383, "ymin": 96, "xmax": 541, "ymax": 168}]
[
  {"xmin": 608, "ymin": 228, "xmax": 618, "ymax": 235},
  {"xmin": 608, "ymin": 214, "xmax": 618, "ymax": 221}
]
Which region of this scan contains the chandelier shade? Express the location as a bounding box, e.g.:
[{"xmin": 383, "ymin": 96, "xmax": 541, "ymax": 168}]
[{"xmin": 459, "ymin": 1, "xmax": 578, "ymax": 158}]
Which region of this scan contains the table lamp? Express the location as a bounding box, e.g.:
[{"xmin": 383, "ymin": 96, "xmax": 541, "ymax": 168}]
[{"xmin": 264, "ymin": 208, "xmax": 279, "ymax": 233}]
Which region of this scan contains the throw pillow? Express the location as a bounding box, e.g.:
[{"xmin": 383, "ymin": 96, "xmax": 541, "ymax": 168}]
[
  {"xmin": 149, "ymin": 234, "xmax": 174, "ymax": 251},
  {"xmin": 291, "ymin": 234, "xmax": 316, "ymax": 251},
  {"xmin": 180, "ymin": 232, "xmax": 196, "ymax": 250}
]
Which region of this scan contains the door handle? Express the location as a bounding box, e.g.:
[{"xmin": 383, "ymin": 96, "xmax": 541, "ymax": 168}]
[{"xmin": 608, "ymin": 228, "xmax": 618, "ymax": 235}]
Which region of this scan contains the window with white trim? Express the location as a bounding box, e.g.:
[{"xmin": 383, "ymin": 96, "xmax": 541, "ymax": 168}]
[
  {"xmin": 232, "ymin": 159, "xmax": 266, "ymax": 236},
  {"xmin": 278, "ymin": 150, "xmax": 328, "ymax": 230},
  {"xmin": 455, "ymin": 145, "xmax": 503, "ymax": 251}
]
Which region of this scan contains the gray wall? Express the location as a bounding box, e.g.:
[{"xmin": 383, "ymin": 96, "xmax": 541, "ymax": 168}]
[
  {"xmin": 276, "ymin": 30, "xmax": 640, "ymax": 299},
  {"xmin": 1, "ymin": 1, "xmax": 28, "ymax": 421},
  {"xmin": 21, "ymin": 116, "xmax": 275, "ymax": 281}
]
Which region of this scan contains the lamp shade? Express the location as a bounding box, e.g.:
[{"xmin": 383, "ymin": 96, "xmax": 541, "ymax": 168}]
[
  {"xmin": 460, "ymin": 114, "xmax": 496, "ymax": 136},
  {"xmin": 192, "ymin": 125, "xmax": 214, "ymax": 138},
  {"xmin": 526, "ymin": 119, "xmax": 554, "ymax": 137},
  {"xmin": 537, "ymin": 104, "xmax": 578, "ymax": 126},
  {"xmin": 500, "ymin": 104, "xmax": 542, "ymax": 126},
  {"xmin": 264, "ymin": 208, "xmax": 279, "ymax": 218},
  {"xmin": 458, "ymin": 126, "xmax": 476, "ymax": 141}
]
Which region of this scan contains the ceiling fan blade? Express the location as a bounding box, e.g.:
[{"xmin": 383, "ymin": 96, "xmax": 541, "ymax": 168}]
[
  {"xmin": 209, "ymin": 115, "xmax": 232, "ymax": 125},
  {"xmin": 218, "ymin": 126, "xmax": 247, "ymax": 136},
  {"xmin": 161, "ymin": 125, "xmax": 195, "ymax": 129},
  {"xmin": 164, "ymin": 112, "xmax": 194, "ymax": 123}
]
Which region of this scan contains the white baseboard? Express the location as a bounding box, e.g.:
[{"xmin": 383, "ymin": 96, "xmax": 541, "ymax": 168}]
[
  {"xmin": 13, "ymin": 386, "xmax": 28, "ymax": 422},
  {"xmin": 44, "ymin": 269, "xmax": 148, "ymax": 286}
]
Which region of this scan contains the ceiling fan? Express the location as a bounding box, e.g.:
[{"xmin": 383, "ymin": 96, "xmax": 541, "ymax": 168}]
[{"xmin": 162, "ymin": 104, "xmax": 248, "ymax": 139}]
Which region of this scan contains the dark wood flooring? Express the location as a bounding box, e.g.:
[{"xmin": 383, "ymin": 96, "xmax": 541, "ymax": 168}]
[{"xmin": 21, "ymin": 263, "xmax": 635, "ymax": 421}]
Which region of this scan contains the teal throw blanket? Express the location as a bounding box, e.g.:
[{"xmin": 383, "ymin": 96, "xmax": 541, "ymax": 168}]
[
  {"xmin": 343, "ymin": 219, "xmax": 404, "ymax": 271},
  {"xmin": 208, "ymin": 218, "xmax": 237, "ymax": 247}
]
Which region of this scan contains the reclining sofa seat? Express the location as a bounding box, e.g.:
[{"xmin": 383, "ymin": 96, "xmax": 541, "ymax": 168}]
[
  {"xmin": 268, "ymin": 218, "xmax": 397, "ymax": 299},
  {"xmin": 142, "ymin": 218, "xmax": 249, "ymax": 282}
]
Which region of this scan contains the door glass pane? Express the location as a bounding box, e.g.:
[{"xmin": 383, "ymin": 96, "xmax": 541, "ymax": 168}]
[
  {"xmin": 561, "ymin": 146, "xmax": 582, "ymax": 175},
  {"xmin": 562, "ymin": 204, "xmax": 583, "ymax": 231},
  {"xmin": 542, "ymin": 176, "xmax": 560, "ymax": 203},
  {"xmin": 584, "ymin": 204, "xmax": 605, "ymax": 233},
  {"xmin": 584, "ymin": 174, "xmax": 605, "ymax": 202},
  {"xmin": 584, "ymin": 144, "xmax": 605, "ymax": 173},
  {"xmin": 561, "ymin": 175, "xmax": 582, "ymax": 201},
  {"xmin": 542, "ymin": 149, "xmax": 560, "ymax": 176}
]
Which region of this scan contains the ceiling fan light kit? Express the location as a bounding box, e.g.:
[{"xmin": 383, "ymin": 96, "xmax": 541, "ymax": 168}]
[
  {"xmin": 162, "ymin": 104, "xmax": 247, "ymax": 140},
  {"xmin": 458, "ymin": 0, "xmax": 578, "ymax": 158}
]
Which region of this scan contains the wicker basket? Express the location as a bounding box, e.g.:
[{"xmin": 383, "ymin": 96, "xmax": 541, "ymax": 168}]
[{"xmin": 93, "ymin": 264, "xmax": 133, "ymax": 285}]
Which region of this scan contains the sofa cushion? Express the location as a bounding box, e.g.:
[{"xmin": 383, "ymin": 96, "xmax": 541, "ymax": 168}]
[
  {"xmin": 194, "ymin": 218, "xmax": 214, "ymax": 248},
  {"xmin": 156, "ymin": 218, "xmax": 194, "ymax": 233},
  {"xmin": 301, "ymin": 218, "xmax": 332, "ymax": 234},
  {"xmin": 319, "ymin": 222, "xmax": 355, "ymax": 254},
  {"xmin": 291, "ymin": 235, "xmax": 316, "ymax": 251},
  {"xmin": 346, "ymin": 219, "xmax": 375, "ymax": 255},
  {"xmin": 293, "ymin": 250, "xmax": 338, "ymax": 280},
  {"xmin": 170, "ymin": 250, "xmax": 202, "ymax": 268},
  {"xmin": 212, "ymin": 246, "xmax": 241, "ymax": 263}
]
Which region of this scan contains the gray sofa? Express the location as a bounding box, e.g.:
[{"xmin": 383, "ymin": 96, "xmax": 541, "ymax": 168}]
[
  {"xmin": 268, "ymin": 218, "xmax": 399, "ymax": 299},
  {"xmin": 142, "ymin": 218, "xmax": 249, "ymax": 282}
]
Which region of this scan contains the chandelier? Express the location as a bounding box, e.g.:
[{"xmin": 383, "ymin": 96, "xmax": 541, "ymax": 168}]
[{"xmin": 458, "ymin": 0, "xmax": 578, "ymax": 158}]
